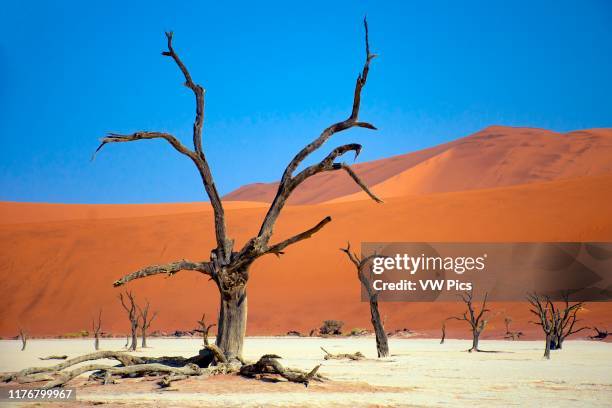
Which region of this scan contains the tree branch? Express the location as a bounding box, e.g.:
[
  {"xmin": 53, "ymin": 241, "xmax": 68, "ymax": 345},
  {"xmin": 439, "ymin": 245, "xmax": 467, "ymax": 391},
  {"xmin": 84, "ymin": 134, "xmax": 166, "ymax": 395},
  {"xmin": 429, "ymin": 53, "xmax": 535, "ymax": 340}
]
[
  {"xmin": 264, "ymin": 216, "xmax": 332, "ymax": 256},
  {"xmin": 113, "ymin": 260, "xmax": 213, "ymax": 287},
  {"xmin": 93, "ymin": 132, "xmax": 197, "ymax": 161},
  {"xmin": 161, "ymin": 31, "xmax": 205, "ymax": 157},
  {"xmin": 254, "ymin": 17, "xmax": 379, "ymax": 248}
]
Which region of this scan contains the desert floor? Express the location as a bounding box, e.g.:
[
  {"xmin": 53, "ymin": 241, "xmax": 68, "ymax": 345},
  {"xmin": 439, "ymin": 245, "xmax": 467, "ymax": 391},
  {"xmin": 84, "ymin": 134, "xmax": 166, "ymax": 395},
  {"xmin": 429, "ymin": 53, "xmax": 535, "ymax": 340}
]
[{"xmin": 0, "ymin": 337, "xmax": 611, "ymax": 407}]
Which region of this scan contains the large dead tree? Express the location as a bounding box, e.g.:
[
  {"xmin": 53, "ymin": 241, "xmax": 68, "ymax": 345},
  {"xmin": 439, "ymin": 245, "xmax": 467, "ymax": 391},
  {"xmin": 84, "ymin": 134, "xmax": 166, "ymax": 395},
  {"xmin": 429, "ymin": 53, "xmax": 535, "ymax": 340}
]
[
  {"xmin": 92, "ymin": 309, "xmax": 102, "ymax": 350},
  {"xmin": 119, "ymin": 291, "xmax": 140, "ymax": 351},
  {"xmin": 137, "ymin": 300, "xmax": 158, "ymax": 348},
  {"xmin": 340, "ymin": 242, "xmax": 388, "ymax": 357},
  {"xmin": 97, "ymin": 19, "xmax": 381, "ymax": 360},
  {"xmin": 527, "ymin": 293, "xmax": 588, "ymax": 358},
  {"xmin": 448, "ymin": 290, "xmax": 489, "ymax": 352}
]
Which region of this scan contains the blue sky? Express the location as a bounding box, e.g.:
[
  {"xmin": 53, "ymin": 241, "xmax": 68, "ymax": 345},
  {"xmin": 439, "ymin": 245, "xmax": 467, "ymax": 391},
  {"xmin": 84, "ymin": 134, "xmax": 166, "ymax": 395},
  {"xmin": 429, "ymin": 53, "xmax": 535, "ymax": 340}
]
[{"xmin": 1, "ymin": 0, "xmax": 611, "ymax": 203}]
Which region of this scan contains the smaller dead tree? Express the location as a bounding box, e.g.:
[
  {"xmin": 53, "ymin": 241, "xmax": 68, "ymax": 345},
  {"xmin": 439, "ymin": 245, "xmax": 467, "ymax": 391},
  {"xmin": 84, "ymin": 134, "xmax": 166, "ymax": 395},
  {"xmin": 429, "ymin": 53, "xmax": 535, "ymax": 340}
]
[
  {"xmin": 503, "ymin": 316, "xmax": 523, "ymax": 340},
  {"xmin": 18, "ymin": 328, "xmax": 27, "ymax": 351},
  {"xmin": 448, "ymin": 290, "xmax": 489, "ymax": 352},
  {"xmin": 588, "ymin": 327, "xmax": 608, "ymax": 341},
  {"xmin": 137, "ymin": 300, "xmax": 158, "ymax": 348},
  {"xmin": 196, "ymin": 313, "xmax": 217, "ymax": 346},
  {"xmin": 119, "ymin": 291, "xmax": 140, "ymax": 351},
  {"xmin": 440, "ymin": 320, "xmax": 446, "ymax": 344},
  {"xmin": 92, "ymin": 309, "xmax": 102, "ymax": 350},
  {"xmin": 528, "ymin": 293, "xmax": 588, "ymax": 358},
  {"xmin": 341, "ymin": 242, "xmax": 389, "ymax": 358},
  {"xmin": 552, "ymin": 293, "xmax": 589, "ymax": 350}
]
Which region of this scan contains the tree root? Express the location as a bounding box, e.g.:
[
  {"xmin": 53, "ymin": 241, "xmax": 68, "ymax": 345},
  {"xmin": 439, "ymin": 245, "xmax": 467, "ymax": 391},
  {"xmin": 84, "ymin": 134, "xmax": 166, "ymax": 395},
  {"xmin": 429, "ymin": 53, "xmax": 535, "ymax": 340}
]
[
  {"xmin": 239, "ymin": 355, "xmax": 325, "ymax": 387},
  {"xmin": 320, "ymin": 347, "xmax": 365, "ymax": 361},
  {"xmin": 1, "ymin": 350, "xmax": 325, "ymax": 389}
]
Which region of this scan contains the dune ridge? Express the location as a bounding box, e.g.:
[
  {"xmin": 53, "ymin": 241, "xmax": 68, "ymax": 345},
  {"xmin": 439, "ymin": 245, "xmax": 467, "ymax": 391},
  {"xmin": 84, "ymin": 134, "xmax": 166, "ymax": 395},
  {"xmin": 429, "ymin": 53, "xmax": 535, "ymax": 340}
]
[{"xmin": 225, "ymin": 126, "xmax": 612, "ymax": 204}]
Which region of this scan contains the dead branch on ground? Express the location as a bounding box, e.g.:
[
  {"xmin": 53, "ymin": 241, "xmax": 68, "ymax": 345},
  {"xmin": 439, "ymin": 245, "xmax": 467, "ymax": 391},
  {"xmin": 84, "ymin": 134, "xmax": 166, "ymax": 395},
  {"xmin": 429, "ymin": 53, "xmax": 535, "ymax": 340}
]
[{"xmin": 320, "ymin": 346, "xmax": 365, "ymax": 361}]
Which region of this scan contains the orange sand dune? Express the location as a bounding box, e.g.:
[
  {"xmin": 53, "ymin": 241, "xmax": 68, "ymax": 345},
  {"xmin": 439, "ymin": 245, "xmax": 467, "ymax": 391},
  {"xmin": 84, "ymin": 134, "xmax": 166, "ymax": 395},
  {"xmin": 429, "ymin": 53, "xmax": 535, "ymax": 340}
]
[
  {"xmin": 225, "ymin": 126, "xmax": 612, "ymax": 204},
  {"xmin": 1, "ymin": 174, "xmax": 611, "ymax": 338},
  {"xmin": 0, "ymin": 201, "xmax": 267, "ymax": 225}
]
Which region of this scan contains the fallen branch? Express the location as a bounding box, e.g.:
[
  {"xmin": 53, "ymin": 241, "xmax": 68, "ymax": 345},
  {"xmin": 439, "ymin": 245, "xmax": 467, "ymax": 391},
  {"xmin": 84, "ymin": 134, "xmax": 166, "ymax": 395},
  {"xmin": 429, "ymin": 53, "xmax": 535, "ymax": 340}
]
[
  {"xmin": 43, "ymin": 363, "xmax": 202, "ymax": 389},
  {"xmin": 39, "ymin": 355, "xmax": 68, "ymax": 361},
  {"xmin": 320, "ymin": 347, "xmax": 365, "ymax": 360},
  {"xmin": 240, "ymin": 355, "xmax": 324, "ymax": 387}
]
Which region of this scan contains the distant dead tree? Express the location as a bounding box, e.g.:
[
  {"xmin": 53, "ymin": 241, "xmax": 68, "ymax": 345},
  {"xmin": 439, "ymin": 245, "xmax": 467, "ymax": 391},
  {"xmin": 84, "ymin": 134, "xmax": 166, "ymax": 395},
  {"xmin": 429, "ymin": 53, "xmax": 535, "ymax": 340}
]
[
  {"xmin": 92, "ymin": 309, "xmax": 102, "ymax": 350},
  {"xmin": 440, "ymin": 320, "xmax": 446, "ymax": 344},
  {"xmin": 503, "ymin": 316, "xmax": 523, "ymax": 340},
  {"xmin": 588, "ymin": 327, "xmax": 608, "ymax": 341},
  {"xmin": 98, "ymin": 18, "xmax": 381, "ymax": 362},
  {"xmin": 137, "ymin": 300, "xmax": 158, "ymax": 348},
  {"xmin": 119, "ymin": 291, "xmax": 140, "ymax": 351},
  {"xmin": 196, "ymin": 313, "xmax": 217, "ymax": 346},
  {"xmin": 18, "ymin": 328, "xmax": 27, "ymax": 351},
  {"xmin": 527, "ymin": 293, "xmax": 588, "ymax": 358},
  {"xmin": 341, "ymin": 242, "xmax": 388, "ymax": 357},
  {"xmin": 448, "ymin": 290, "xmax": 489, "ymax": 352}
]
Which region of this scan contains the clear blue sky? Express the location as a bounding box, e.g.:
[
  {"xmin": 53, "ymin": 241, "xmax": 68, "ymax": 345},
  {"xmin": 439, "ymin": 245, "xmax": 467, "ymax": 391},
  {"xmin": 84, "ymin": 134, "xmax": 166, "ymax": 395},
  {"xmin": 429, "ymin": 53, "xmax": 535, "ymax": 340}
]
[{"xmin": 1, "ymin": 0, "xmax": 611, "ymax": 203}]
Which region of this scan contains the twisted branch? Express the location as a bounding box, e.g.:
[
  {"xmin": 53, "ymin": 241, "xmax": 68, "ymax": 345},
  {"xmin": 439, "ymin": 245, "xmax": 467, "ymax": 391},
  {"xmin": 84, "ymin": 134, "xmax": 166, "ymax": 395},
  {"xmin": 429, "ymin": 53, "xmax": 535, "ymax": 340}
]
[{"xmin": 113, "ymin": 260, "xmax": 213, "ymax": 287}]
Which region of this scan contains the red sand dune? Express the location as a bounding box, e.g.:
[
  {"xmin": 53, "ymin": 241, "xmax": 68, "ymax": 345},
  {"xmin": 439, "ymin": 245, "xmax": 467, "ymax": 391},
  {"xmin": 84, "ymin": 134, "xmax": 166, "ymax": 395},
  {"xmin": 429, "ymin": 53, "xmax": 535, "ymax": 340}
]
[
  {"xmin": 225, "ymin": 126, "xmax": 612, "ymax": 204},
  {"xmin": 1, "ymin": 173, "xmax": 611, "ymax": 339}
]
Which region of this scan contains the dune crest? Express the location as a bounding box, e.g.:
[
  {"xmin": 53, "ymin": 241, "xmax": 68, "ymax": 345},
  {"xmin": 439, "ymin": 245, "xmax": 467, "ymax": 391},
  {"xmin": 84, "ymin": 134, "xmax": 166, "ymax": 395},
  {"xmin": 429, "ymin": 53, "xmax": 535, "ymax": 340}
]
[{"xmin": 225, "ymin": 126, "xmax": 612, "ymax": 204}]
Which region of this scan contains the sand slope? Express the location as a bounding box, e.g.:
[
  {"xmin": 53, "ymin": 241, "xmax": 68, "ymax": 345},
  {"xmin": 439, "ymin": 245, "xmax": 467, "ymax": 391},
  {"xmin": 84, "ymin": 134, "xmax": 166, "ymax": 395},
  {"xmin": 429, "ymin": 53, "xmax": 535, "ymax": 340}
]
[
  {"xmin": 1, "ymin": 174, "xmax": 611, "ymax": 338},
  {"xmin": 225, "ymin": 126, "xmax": 612, "ymax": 204}
]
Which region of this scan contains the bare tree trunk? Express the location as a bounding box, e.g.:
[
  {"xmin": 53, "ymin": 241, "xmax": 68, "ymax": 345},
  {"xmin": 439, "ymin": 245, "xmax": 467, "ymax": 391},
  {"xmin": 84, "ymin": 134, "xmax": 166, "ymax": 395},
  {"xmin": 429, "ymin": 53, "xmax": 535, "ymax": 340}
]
[
  {"xmin": 544, "ymin": 333, "xmax": 552, "ymax": 359},
  {"xmin": 93, "ymin": 309, "xmax": 102, "ymax": 351},
  {"xmin": 369, "ymin": 298, "xmax": 388, "ymax": 358},
  {"xmin": 130, "ymin": 326, "xmax": 138, "ymax": 351},
  {"xmin": 469, "ymin": 330, "xmax": 479, "ymax": 352},
  {"xmin": 216, "ymin": 288, "xmax": 247, "ymax": 360},
  {"xmin": 141, "ymin": 329, "xmax": 147, "ymax": 348},
  {"xmin": 440, "ymin": 322, "xmax": 446, "ymax": 344},
  {"xmin": 19, "ymin": 329, "xmax": 27, "ymax": 351}
]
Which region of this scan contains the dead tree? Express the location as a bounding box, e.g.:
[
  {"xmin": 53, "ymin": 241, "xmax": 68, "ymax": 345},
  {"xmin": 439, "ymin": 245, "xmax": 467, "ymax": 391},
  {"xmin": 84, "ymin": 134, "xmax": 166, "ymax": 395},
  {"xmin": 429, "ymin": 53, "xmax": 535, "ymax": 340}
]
[
  {"xmin": 552, "ymin": 293, "xmax": 589, "ymax": 349},
  {"xmin": 528, "ymin": 293, "xmax": 588, "ymax": 358},
  {"xmin": 137, "ymin": 300, "xmax": 158, "ymax": 348},
  {"xmin": 340, "ymin": 242, "xmax": 388, "ymax": 357},
  {"xmin": 18, "ymin": 328, "xmax": 27, "ymax": 351},
  {"xmin": 440, "ymin": 320, "xmax": 446, "ymax": 344},
  {"xmin": 196, "ymin": 313, "xmax": 217, "ymax": 346},
  {"xmin": 96, "ymin": 18, "xmax": 381, "ymax": 361},
  {"xmin": 119, "ymin": 291, "xmax": 140, "ymax": 351},
  {"xmin": 588, "ymin": 327, "xmax": 608, "ymax": 340},
  {"xmin": 503, "ymin": 316, "xmax": 523, "ymax": 340},
  {"xmin": 92, "ymin": 309, "xmax": 102, "ymax": 350},
  {"xmin": 448, "ymin": 290, "xmax": 489, "ymax": 352}
]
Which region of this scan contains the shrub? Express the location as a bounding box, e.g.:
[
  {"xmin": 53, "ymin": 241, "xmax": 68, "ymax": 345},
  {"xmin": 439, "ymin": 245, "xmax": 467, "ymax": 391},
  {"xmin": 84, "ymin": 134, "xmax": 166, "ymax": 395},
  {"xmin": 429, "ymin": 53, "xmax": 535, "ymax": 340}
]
[{"xmin": 320, "ymin": 320, "xmax": 344, "ymax": 335}]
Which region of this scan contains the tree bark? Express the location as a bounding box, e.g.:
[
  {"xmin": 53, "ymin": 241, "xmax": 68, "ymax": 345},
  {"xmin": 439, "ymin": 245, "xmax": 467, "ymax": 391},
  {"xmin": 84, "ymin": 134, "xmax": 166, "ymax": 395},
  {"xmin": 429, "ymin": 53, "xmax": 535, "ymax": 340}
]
[
  {"xmin": 369, "ymin": 298, "xmax": 389, "ymax": 358},
  {"xmin": 141, "ymin": 329, "xmax": 147, "ymax": 348},
  {"xmin": 469, "ymin": 330, "xmax": 479, "ymax": 352},
  {"xmin": 130, "ymin": 325, "xmax": 138, "ymax": 351},
  {"xmin": 216, "ymin": 287, "xmax": 247, "ymax": 360},
  {"xmin": 544, "ymin": 333, "xmax": 551, "ymax": 359},
  {"xmin": 94, "ymin": 336, "xmax": 100, "ymax": 351}
]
